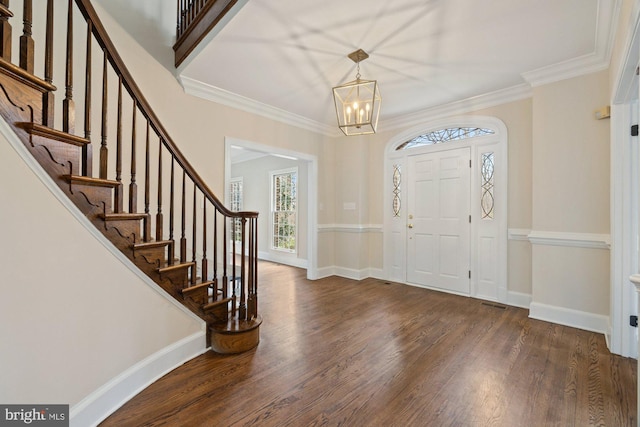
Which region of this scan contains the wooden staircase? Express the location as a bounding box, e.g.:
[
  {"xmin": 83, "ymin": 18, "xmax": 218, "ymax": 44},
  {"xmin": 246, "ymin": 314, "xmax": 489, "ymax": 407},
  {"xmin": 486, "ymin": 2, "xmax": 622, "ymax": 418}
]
[{"xmin": 0, "ymin": 0, "xmax": 260, "ymax": 354}]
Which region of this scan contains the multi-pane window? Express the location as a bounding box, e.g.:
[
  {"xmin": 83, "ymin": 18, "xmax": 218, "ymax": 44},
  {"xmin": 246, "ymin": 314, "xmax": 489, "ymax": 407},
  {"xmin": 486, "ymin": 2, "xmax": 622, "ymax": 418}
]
[
  {"xmin": 271, "ymin": 168, "xmax": 297, "ymax": 252},
  {"xmin": 229, "ymin": 178, "xmax": 243, "ymax": 241}
]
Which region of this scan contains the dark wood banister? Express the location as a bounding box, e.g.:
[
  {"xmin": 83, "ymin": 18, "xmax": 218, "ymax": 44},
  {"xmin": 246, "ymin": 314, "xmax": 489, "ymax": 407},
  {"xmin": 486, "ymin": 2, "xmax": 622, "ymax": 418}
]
[
  {"xmin": 74, "ymin": 0, "xmax": 256, "ymax": 220},
  {"xmin": 173, "ymin": 0, "xmax": 238, "ymax": 68}
]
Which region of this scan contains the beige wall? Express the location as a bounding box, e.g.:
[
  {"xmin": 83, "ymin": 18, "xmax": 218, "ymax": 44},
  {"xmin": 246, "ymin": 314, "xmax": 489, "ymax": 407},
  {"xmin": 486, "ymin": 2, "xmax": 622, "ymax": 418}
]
[
  {"xmin": 532, "ymin": 71, "xmax": 610, "ymax": 234},
  {"xmin": 531, "ymin": 70, "xmax": 610, "ymax": 315},
  {"xmin": 0, "ymin": 133, "xmax": 203, "ymax": 406}
]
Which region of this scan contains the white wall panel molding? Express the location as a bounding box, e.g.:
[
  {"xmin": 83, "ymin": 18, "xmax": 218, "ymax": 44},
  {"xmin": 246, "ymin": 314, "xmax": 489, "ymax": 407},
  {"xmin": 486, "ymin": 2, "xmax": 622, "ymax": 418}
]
[
  {"xmin": 528, "ymin": 231, "xmax": 611, "ymax": 249},
  {"xmin": 508, "ymin": 228, "xmax": 531, "ymax": 241},
  {"xmin": 529, "ymin": 302, "xmax": 609, "ymax": 335},
  {"xmin": 317, "ymin": 224, "xmax": 383, "ymax": 233}
]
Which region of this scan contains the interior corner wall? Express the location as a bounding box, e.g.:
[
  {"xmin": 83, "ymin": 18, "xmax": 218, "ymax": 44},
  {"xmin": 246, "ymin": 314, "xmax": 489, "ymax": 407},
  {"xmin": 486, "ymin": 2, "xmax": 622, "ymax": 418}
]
[
  {"xmin": 0, "ymin": 132, "xmax": 203, "ymax": 409},
  {"xmin": 531, "ymin": 70, "xmax": 611, "ymax": 327}
]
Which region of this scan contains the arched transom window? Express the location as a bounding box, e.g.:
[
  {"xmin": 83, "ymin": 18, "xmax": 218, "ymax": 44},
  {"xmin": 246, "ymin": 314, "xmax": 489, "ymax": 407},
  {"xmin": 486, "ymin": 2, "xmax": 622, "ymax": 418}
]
[{"xmin": 396, "ymin": 127, "xmax": 495, "ymax": 151}]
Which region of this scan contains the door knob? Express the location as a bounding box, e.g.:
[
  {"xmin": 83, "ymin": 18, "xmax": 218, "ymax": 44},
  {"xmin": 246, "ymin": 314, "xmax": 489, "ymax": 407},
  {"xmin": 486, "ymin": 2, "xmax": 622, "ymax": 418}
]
[{"xmin": 408, "ymin": 223, "xmax": 413, "ymax": 229}]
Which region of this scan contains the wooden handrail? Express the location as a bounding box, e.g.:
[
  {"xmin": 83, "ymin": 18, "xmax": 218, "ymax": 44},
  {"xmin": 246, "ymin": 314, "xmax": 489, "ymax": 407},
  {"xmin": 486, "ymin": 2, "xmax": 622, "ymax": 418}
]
[{"xmin": 74, "ymin": 0, "xmax": 257, "ymax": 220}]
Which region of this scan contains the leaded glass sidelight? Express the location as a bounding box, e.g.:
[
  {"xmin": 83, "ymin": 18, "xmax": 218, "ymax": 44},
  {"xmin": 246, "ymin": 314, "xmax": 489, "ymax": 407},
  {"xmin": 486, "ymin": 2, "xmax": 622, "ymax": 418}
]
[
  {"xmin": 392, "ymin": 164, "xmax": 401, "ymax": 217},
  {"xmin": 396, "ymin": 127, "xmax": 494, "ymax": 151},
  {"xmin": 481, "ymin": 152, "xmax": 495, "ymax": 219}
]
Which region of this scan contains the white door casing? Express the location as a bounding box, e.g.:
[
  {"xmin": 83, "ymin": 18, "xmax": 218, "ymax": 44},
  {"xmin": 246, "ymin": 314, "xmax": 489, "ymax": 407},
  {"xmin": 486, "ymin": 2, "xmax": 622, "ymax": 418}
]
[
  {"xmin": 384, "ymin": 116, "xmax": 508, "ymax": 302},
  {"xmin": 407, "ymin": 147, "xmax": 471, "ymax": 295}
]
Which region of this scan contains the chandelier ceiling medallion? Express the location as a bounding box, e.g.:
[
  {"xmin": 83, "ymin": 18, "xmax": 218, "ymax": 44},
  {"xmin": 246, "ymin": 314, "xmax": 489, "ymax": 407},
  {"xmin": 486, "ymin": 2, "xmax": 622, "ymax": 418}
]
[{"xmin": 332, "ymin": 49, "xmax": 381, "ymax": 136}]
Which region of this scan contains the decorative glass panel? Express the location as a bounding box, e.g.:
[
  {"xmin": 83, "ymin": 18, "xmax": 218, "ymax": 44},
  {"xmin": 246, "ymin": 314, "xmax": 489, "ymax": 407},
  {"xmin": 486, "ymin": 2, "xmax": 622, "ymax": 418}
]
[
  {"xmin": 481, "ymin": 152, "xmax": 495, "ymax": 220},
  {"xmin": 392, "ymin": 164, "xmax": 401, "ymax": 217},
  {"xmin": 396, "ymin": 127, "xmax": 495, "ymax": 151}
]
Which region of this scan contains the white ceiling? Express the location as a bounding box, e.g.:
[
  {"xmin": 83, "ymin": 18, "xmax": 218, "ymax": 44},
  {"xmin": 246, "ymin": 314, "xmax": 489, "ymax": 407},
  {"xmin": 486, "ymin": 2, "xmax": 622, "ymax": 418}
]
[{"xmin": 98, "ymin": 0, "xmax": 619, "ymax": 136}]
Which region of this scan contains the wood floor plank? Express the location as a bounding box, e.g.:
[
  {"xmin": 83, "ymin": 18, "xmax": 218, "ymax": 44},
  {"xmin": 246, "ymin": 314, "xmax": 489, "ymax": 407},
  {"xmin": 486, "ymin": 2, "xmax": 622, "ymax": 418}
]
[{"xmin": 100, "ymin": 262, "xmax": 637, "ymax": 427}]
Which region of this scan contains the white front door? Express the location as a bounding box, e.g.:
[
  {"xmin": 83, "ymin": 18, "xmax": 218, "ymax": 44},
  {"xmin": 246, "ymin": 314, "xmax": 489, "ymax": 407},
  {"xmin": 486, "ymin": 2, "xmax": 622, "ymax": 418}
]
[{"xmin": 406, "ymin": 147, "xmax": 471, "ymax": 294}]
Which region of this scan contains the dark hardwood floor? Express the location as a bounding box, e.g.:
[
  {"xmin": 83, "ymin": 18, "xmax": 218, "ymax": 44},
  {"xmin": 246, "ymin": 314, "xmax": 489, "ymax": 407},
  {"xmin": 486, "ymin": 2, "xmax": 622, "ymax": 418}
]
[{"xmin": 101, "ymin": 262, "xmax": 637, "ymax": 426}]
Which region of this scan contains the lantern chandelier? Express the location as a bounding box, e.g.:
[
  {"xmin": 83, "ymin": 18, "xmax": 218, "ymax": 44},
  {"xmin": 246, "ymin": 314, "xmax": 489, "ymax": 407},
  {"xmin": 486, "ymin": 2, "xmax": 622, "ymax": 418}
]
[{"xmin": 332, "ymin": 49, "xmax": 381, "ymax": 136}]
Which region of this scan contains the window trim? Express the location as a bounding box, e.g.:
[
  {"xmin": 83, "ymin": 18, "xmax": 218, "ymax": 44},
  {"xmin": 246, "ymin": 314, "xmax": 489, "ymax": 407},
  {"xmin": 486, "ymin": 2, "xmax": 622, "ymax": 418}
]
[{"xmin": 269, "ymin": 167, "xmax": 298, "ymax": 253}]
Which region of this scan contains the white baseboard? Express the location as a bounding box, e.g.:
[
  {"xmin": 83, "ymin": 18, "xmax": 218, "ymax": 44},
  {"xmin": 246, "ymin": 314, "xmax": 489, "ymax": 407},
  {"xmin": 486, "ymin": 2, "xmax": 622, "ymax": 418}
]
[
  {"xmin": 70, "ymin": 331, "xmax": 207, "ymax": 427},
  {"xmin": 258, "ymin": 251, "xmax": 308, "ymax": 269},
  {"xmin": 315, "ymin": 266, "xmax": 335, "ymax": 279},
  {"xmin": 313, "ymin": 266, "xmax": 385, "ymax": 281},
  {"xmin": 368, "ymin": 268, "xmax": 385, "ymax": 280},
  {"xmin": 507, "ymin": 291, "xmax": 532, "ymax": 309},
  {"xmin": 529, "ymin": 302, "xmax": 609, "ymax": 335}
]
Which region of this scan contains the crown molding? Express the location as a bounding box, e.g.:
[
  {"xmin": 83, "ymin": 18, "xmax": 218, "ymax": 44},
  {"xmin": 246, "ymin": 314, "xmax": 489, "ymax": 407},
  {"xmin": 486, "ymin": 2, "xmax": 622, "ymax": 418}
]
[
  {"xmin": 179, "ymin": 76, "xmax": 338, "ymax": 137},
  {"xmin": 380, "ymin": 83, "xmax": 533, "ymax": 132},
  {"xmin": 522, "ymin": 0, "xmax": 619, "ymax": 87},
  {"xmin": 521, "ymin": 52, "xmax": 610, "ymax": 88}
]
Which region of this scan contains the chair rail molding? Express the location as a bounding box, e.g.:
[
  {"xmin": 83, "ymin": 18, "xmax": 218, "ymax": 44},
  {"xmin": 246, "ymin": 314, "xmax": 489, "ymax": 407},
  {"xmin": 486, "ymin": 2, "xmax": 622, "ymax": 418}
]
[{"xmin": 527, "ymin": 230, "xmax": 611, "ymax": 250}]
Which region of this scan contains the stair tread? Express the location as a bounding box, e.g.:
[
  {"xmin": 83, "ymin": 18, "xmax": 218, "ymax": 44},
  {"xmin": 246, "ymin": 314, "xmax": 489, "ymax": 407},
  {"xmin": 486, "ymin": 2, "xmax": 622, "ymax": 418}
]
[
  {"xmin": 202, "ymin": 297, "xmax": 232, "ymax": 312},
  {"xmin": 16, "ymin": 122, "xmax": 90, "ymax": 147},
  {"xmin": 133, "ymin": 239, "xmax": 172, "ymax": 249},
  {"xmin": 158, "ymin": 261, "xmax": 195, "ymax": 274},
  {"xmin": 65, "ymin": 175, "xmax": 121, "ymax": 188},
  {"xmin": 181, "ymin": 280, "xmax": 215, "ymax": 294},
  {"xmin": 0, "ymin": 57, "xmax": 56, "ymax": 92},
  {"xmin": 100, "ymin": 212, "xmax": 148, "ymax": 221}
]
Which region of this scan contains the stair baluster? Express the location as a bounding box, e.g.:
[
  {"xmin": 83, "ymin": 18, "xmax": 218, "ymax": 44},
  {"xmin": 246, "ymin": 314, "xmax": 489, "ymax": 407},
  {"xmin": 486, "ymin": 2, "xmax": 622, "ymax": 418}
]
[
  {"xmin": 82, "ymin": 20, "xmax": 92, "ymax": 177},
  {"xmin": 156, "ymin": 138, "xmax": 163, "ymax": 241},
  {"xmin": 63, "ymin": 0, "xmax": 74, "ymax": 133},
  {"xmin": 202, "ymin": 199, "xmax": 208, "ymax": 281},
  {"xmin": 42, "ymin": 0, "xmax": 54, "ymax": 126},
  {"xmin": 180, "ymin": 169, "xmax": 187, "ymax": 263},
  {"xmin": 143, "ymin": 120, "xmax": 151, "ymax": 242},
  {"xmin": 129, "ymin": 101, "xmax": 137, "ymax": 213},
  {"xmin": 191, "ymin": 184, "xmax": 197, "ymax": 284},
  {"xmin": 169, "ymin": 155, "xmax": 175, "ymax": 264},
  {"xmin": 99, "ymin": 49, "xmax": 108, "ymax": 179},
  {"xmin": 19, "ymin": 0, "xmax": 33, "ymax": 73}
]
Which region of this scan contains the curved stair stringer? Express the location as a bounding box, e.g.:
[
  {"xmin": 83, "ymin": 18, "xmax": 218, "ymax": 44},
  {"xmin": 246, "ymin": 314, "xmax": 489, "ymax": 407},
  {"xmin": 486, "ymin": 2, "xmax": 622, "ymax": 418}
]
[{"xmin": 0, "ymin": 114, "xmax": 208, "ymax": 330}]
